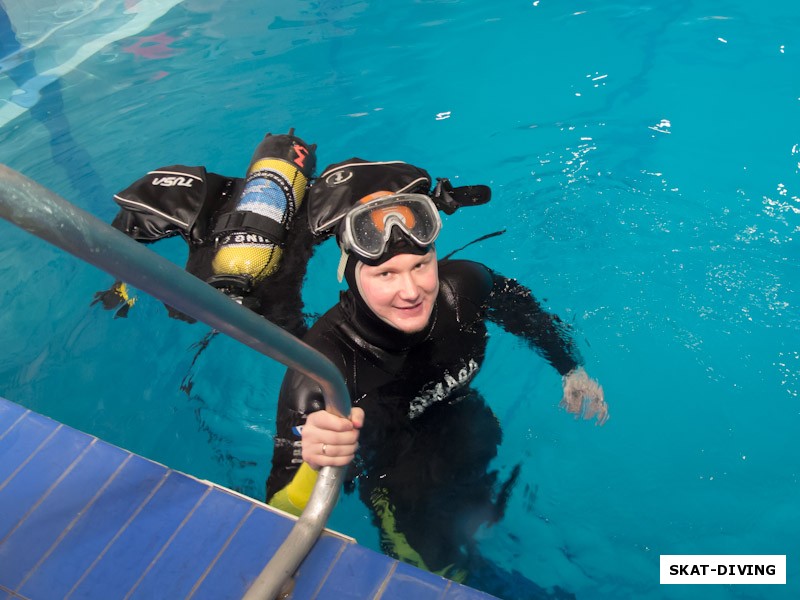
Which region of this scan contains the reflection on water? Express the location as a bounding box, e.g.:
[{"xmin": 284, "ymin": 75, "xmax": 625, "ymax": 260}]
[{"xmin": 2, "ymin": 1, "xmax": 800, "ymax": 598}]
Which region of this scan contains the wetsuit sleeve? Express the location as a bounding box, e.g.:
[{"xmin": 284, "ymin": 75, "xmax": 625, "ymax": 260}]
[
  {"xmin": 485, "ymin": 270, "xmax": 583, "ymax": 375},
  {"xmin": 265, "ymin": 368, "xmax": 325, "ymax": 514}
]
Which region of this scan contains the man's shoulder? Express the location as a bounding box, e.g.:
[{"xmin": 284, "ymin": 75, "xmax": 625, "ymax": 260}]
[
  {"xmin": 438, "ymin": 259, "xmax": 494, "ymax": 297},
  {"xmin": 281, "ymin": 305, "xmax": 348, "ymax": 390},
  {"xmin": 304, "ymin": 304, "xmax": 344, "ymax": 342}
]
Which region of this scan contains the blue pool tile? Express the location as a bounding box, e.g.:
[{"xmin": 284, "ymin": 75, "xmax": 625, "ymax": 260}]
[
  {"xmin": 0, "ymin": 399, "xmax": 27, "ymax": 436},
  {"xmin": 381, "ymin": 560, "xmax": 451, "ymax": 600},
  {"xmin": 0, "ymin": 410, "xmax": 59, "ymax": 485},
  {"xmin": 66, "ymin": 470, "xmax": 209, "ymax": 599},
  {"xmin": 289, "ymin": 533, "xmax": 349, "ymax": 598},
  {"xmin": 0, "ymin": 439, "xmax": 128, "ymax": 588},
  {"xmin": 19, "ymin": 454, "xmax": 167, "ymax": 600},
  {"xmin": 190, "ymin": 505, "xmax": 294, "ymax": 600},
  {"xmin": 315, "ymin": 543, "xmax": 394, "ymax": 599},
  {"xmin": 128, "ymin": 487, "xmax": 253, "ymax": 600},
  {"xmin": 0, "ymin": 396, "xmax": 498, "ymax": 600},
  {"xmin": 0, "ymin": 423, "xmax": 93, "ymax": 541}
]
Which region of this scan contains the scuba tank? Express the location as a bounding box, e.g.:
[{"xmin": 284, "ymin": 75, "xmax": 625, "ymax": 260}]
[{"xmin": 207, "ymin": 130, "xmax": 316, "ymax": 300}]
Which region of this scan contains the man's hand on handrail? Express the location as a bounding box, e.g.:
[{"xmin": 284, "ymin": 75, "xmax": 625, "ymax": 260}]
[{"xmin": 301, "ymin": 408, "xmax": 365, "ymax": 470}]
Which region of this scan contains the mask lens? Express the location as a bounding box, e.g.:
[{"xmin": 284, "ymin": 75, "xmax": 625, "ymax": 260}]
[{"xmin": 346, "ymin": 194, "xmax": 440, "ymax": 258}]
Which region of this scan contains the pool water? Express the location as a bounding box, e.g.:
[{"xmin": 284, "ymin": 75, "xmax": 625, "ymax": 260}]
[{"xmin": 2, "ymin": 1, "xmax": 799, "ymax": 598}]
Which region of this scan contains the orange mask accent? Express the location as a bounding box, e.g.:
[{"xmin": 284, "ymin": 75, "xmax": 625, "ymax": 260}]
[{"xmin": 358, "ymin": 192, "xmax": 417, "ymax": 233}]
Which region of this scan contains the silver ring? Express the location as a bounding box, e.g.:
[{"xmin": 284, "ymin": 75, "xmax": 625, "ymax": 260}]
[{"xmin": 321, "ymin": 443, "xmax": 328, "ymax": 456}]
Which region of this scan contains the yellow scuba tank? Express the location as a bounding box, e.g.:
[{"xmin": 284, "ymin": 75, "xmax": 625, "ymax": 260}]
[{"xmin": 207, "ymin": 130, "xmax": 316, "ymax": 299}]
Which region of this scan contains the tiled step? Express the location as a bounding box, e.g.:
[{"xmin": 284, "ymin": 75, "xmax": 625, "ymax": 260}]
[{"xmin": 0, "ymin": 397, "xmax": 495, "ymax": 600}]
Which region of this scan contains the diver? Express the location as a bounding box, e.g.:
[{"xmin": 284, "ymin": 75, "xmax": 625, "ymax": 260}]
[{"xmin": 266, "ymin": 164, "xmax": 608, "ymax": 599}]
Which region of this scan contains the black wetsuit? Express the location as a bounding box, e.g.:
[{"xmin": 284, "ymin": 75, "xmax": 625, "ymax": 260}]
[{"xmin": 266, "ymin": 259, "xmax": 581, "ymax": 595}]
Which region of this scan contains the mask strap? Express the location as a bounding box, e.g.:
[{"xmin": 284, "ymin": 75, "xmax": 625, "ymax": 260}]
[{"xmin": 336, "ymin": 247, "xmax": 349, "ymax": 283}]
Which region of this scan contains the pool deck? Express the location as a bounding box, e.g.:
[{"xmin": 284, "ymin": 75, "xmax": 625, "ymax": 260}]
[{"xmin": 0, "ymin": 396, "xmax": 495, "ymax": 600}]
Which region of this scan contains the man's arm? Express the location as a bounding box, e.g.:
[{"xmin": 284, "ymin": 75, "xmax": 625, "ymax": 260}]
[
  {"xmin": 266, "ymin": 369, "xmax": 363, "ymax": 515},
  {"xmin": 485, "ymin": 271, "xmax": 582, "ymax": 374},
  {"xmin": 265, "ymin": 370, "xmax": 321, "ymax": 514},
  {"xmin": 485, "ymin": 269, "xmax": 608, "ymax": 425}
]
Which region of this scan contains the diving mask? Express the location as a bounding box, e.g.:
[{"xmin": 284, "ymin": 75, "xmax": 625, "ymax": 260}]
[{"xmin": 339, "ymin": 193, "xmax": 442, "ymax": 261}]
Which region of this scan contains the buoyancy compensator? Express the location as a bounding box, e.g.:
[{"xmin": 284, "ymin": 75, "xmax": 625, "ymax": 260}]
[{"xmin": 93, "ymin": 130, "xmax": 319, "ymax": 336}]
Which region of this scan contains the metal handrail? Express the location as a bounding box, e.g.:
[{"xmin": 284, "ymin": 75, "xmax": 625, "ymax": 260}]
[{"xmin": 0, "ymin": 164, "xmax": 350, "ymax": 599}]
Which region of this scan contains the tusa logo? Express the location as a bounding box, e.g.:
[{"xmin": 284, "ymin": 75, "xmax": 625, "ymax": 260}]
[
  {"xmin": 325, "ymin": 170, "xmax": 353, "ymax": 186},
  {"xmin": 152, "ymin": 176, "xmax": 194, "ymax": 188}
]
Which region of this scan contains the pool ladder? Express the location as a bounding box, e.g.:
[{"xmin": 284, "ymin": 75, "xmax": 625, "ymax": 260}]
[{"xmin": 0, "ymin": 163, "xmax": 350, "ymax": 600}]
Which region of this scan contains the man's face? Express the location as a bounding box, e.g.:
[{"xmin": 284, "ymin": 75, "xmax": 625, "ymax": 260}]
[{"xmin": 357, "ymin": 250, "xmax": 439, "ymax": 333}]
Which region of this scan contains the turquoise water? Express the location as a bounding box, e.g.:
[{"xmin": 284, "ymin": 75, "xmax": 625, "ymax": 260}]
[{"xmin": 2, "ymin": 1, "xmax": 799, "ymax": 598}]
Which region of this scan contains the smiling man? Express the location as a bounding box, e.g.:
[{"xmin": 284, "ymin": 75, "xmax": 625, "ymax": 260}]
[
  {"xmin": 356, "ymin": 247, "xmax": 439, "ymax": 333},
  {"xmin": 266, "ymin": 189, "xmax": 606, "ymax": 596}
]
